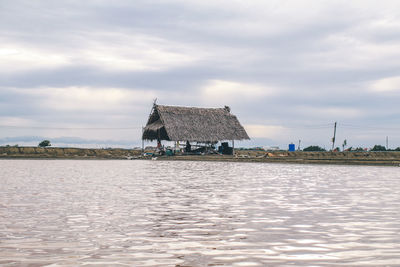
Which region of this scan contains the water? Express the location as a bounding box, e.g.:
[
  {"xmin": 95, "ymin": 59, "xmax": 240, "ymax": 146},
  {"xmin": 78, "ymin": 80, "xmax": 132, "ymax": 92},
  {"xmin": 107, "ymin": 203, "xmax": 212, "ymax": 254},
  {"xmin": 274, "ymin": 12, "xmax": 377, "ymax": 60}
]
[{"xmin": 1, "ymin": 160, "xmax": 400, "ymax": 266}]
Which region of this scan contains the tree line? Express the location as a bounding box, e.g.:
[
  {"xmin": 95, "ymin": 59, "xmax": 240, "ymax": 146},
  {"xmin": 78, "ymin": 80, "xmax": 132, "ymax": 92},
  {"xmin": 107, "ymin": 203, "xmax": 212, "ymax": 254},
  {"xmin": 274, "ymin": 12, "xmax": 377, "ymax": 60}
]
[{"xmin": 303, "ymin": 145, "xmax": 400, "ymax": 152}]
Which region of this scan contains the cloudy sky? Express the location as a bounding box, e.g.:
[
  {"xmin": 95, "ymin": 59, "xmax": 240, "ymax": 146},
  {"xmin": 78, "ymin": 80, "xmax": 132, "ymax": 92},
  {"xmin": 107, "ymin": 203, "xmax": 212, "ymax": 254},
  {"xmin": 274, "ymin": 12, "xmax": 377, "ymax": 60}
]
[{"xmin": 1, "ymin": 0, "xmax": 400, "ymax": 149}]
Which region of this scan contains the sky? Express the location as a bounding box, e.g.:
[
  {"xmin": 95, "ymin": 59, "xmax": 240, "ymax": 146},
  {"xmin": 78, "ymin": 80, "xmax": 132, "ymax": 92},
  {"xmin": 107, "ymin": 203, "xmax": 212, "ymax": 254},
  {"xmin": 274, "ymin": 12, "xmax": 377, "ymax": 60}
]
[{"xmin": 1, "ymin": 0, "xmax": 400, "ymax": 149}]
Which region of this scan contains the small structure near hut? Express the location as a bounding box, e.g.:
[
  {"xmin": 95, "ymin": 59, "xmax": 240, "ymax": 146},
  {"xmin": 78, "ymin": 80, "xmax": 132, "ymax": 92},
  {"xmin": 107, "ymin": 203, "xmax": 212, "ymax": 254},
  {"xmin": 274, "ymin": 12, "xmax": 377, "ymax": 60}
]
[{"xmin": 142, "ymin": 104, "xmax": 250, "ymax": 154}]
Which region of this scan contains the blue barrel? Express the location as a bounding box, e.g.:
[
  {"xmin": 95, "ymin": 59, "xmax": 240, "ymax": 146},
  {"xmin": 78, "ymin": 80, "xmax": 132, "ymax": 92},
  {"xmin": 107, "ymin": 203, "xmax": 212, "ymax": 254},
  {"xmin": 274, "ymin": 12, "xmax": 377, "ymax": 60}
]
[{"xmin": 288, "ymin": 143, "xmax": 295, "ymax": 151}]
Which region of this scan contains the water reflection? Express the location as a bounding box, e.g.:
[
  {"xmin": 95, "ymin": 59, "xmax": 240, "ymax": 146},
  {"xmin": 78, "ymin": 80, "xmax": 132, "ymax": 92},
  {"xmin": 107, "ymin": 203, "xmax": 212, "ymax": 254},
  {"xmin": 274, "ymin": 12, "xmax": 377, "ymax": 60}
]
[{"xmin": 1, "ymin": 160, "xmax": 400, "ymax": 266}]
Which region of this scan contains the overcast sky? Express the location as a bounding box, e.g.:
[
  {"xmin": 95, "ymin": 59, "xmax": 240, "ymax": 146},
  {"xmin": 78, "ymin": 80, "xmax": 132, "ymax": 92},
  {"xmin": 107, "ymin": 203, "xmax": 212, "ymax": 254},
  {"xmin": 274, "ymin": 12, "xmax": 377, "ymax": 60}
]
[{"xmin": 1, "ymin": 0, "xmax": 400, "ymax": 149}]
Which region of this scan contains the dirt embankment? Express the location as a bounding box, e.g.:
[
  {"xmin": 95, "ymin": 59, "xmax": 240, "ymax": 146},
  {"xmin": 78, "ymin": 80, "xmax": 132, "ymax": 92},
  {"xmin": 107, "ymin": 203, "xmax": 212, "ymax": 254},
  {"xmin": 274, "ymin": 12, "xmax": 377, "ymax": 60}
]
[
  {"xmin": 0, "ymin": 146, "xmax": 141, "ymax": 159},
  {"xmin": 160, "ymin": 150, "xmax": 400, "ymax": 166},
  {"xmin": 1, "ymin": 146, "xmax": 400, "ymax": 166}
]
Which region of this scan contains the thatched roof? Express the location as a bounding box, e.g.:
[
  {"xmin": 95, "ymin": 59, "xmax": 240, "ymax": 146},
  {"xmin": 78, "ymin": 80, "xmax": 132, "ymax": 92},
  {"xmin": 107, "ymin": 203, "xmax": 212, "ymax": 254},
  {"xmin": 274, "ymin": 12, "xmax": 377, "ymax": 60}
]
[{"xmin": 142, "ymin": 104, "xmax": 250, "ymax": 142}]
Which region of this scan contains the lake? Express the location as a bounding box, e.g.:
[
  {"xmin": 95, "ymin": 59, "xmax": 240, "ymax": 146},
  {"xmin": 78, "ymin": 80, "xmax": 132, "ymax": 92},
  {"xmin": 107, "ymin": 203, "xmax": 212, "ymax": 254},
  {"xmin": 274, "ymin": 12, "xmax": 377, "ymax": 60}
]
[{"xmin": 1, "ymin": 160, "xmax": 400, "ymax": 266}]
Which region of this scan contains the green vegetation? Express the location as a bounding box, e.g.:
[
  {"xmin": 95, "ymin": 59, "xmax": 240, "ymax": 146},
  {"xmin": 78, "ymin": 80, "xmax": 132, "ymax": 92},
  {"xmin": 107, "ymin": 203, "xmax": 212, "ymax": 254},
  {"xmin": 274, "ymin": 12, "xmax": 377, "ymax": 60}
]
[
  {"xmin": 371, "ymin": 145, "xmax": 386, "ymax": 151},
  {"xmin": 351, "ymin": 147, "xmax": 365, "ymax": 152},
  {"xmin": 303, "ymin": 145, "xmax": 326, "ymax": 151},
  {"xmin": 38, "ymin": 140, "xmax": 51, "ymax": 148}
]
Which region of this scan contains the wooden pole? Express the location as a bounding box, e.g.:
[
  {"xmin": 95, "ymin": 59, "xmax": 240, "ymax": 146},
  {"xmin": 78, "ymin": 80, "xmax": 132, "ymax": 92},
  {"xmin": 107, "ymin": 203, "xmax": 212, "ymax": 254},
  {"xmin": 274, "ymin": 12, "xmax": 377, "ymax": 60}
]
[
  {"xmin": 142, "ymin": 126, "xmax": 144, "ymax": 153},
  {"xmin": 232, "ymin": 140, "xmax": 235, "ymax": 155},
  {"xmin": 331, "ymin": 122, "xmax": 337, "ymax": 151}
]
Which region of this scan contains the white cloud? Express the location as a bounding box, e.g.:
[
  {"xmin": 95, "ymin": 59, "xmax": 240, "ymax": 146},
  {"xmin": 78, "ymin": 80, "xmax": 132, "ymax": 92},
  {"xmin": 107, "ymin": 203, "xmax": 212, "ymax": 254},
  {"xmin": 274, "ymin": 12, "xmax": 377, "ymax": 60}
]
[
  {"xmin": 370, "ymin": 76, "xmax": 400, "ymax": 92},
  {"xmin": 79, "ymin": 32, "xmax": 201, "ymax": 72},
  {"xmin": 295, "ymin": 106, "xmax": 364, "ymax": 119},
  {"xmin": 0, "ymin": 42, "xmax": 71, "ymax": 73},
  {"xmin": 0, "ymin": 116, "xmax": 35, "ymax": 127},
  {"xmin": 244, "ymin": 124, "xmax": 285, "ymax": 139},
  {"xmin": 301, "ymin": 32, "xmax": 400, "ymax": 71},
  {"xmin": 8, "ymin": 86, "xmax": 157, "ymax": 112},
  {"xmin": 201, "ymin": 80, "xmax": 276, "ymax": 104},
  {"xmin": 0, "ymin": 31, "xmax": 203, "ymax": 73}
]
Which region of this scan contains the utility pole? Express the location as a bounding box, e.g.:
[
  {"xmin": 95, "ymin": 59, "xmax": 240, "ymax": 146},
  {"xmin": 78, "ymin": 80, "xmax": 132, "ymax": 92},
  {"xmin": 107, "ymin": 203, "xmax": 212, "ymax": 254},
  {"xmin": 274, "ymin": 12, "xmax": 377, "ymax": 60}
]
[
  {"xmin": 386, "ymin": 136, "xmax": 389, "ymax": 150},
  {"xmin": 298, "ymin": 139, "xmax": 301, "ymax": 151},
  {"xmin": 331, "ymin": 122, "xmax": 337, "ymax": 151}
]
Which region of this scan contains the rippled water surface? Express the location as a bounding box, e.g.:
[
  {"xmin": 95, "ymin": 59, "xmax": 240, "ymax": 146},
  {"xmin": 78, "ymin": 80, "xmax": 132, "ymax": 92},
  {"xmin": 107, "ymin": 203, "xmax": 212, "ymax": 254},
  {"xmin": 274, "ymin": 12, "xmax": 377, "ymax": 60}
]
[{"xmin": 1, "ymin": 160, "xmax": 400, "ymax": 266}]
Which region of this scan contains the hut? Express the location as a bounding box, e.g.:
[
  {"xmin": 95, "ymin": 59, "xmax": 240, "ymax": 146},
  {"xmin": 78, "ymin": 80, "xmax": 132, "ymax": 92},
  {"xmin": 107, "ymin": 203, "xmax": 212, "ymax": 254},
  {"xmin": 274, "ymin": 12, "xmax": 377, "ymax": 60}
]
[{"xmin": 142, "ymin": 104, "xmax": 249, "ymax": 153}]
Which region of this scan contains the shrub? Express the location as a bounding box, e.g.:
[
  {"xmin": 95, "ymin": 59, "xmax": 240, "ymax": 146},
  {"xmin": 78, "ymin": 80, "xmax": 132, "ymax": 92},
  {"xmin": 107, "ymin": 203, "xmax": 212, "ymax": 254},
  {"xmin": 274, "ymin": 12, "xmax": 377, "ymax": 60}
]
[
  {"xmin": 370, "ymin": 145, "xmax": 386, "ymax": 151},
  {"xmin": 303, "ymin": 145, "xmax": 326, "ymax": 152},
  {"xmin": 38, "ymin": 140, "xmax": 51, "ymax": 148}
]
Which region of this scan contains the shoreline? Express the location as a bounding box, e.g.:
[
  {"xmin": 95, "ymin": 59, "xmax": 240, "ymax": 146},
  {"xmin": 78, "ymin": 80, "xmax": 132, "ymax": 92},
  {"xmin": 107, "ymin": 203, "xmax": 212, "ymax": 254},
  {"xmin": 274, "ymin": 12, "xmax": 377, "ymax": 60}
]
[
  {"xmin": 156, "ymin": 154, "xmax": 400, "ymax": 166},
  {"xmin": 1, "ymin": 146, "xmax": 400, "ymax": 166}
]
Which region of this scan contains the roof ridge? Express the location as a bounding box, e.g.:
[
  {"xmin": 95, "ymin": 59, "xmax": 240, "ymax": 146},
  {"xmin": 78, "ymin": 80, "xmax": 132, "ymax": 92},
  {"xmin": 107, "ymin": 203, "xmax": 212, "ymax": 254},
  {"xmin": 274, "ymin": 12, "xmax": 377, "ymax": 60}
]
[{"xmin": 157, "ymin": 104, "xmax": 226, "ymax": 110}]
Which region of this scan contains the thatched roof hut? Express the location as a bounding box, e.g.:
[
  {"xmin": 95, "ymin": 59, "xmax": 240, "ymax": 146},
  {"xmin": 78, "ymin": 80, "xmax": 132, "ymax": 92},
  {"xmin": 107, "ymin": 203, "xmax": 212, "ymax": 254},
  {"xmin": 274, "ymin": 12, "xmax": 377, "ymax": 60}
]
[{"xmin": 142, "ymin": 104, "xmax": 250, "ymax": 142}]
